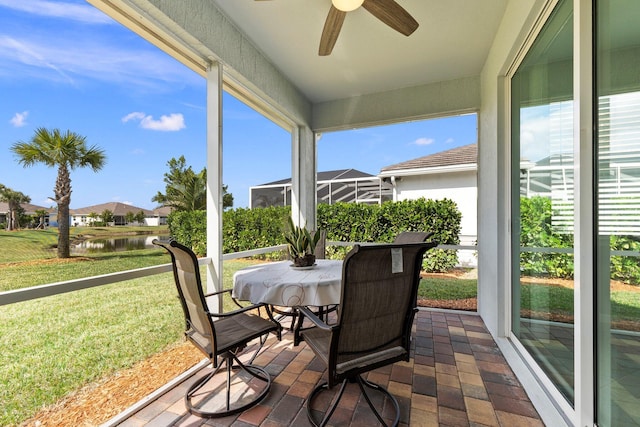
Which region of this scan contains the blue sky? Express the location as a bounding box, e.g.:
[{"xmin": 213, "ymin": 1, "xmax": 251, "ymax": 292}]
[{"xmin": 0, "ymin": 0, "xmax": 477, "ymax": 210}]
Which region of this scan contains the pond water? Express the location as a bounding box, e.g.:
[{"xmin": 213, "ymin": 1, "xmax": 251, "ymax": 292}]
[{"xmin": 71, "ymin": 235, "xmax": 171, "ymax": 254}]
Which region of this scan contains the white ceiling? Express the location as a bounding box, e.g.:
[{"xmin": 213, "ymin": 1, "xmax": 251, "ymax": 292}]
[{"xmin": 213, "ymin": 0, "xmax": 509, "ymax": 104}]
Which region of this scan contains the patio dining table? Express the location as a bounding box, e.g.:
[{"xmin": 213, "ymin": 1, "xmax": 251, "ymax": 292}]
[{"xmin": 232, "ymin": 259, "xmax": 343, "ymax": 308}]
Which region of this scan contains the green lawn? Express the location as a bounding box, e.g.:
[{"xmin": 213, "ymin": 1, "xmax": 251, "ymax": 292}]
[
  {"xmin": 0, "ymin": 253, "xmax": 260, "ymax": 426},
  {"xmin": 418, "ymin": 277, "xmax": 478, "ymax": 300}
]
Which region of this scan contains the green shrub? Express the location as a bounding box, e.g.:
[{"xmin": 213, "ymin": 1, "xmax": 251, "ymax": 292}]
[
  {"xmin": 519, "ymin": 196, "xmax": 574, "ymax": 278},
  {"xmin": 610, "ymin": 235, "xmax": 640, "ymax": 283},
  {"xmin": 318, "ymin": 198, "xmax": 460, "ymax": 272},
  {"xmin": 167, "ymin": 210, "xmax": 207, "ymax": 255},
  {"xmin": 169, "ymin": 199, "xmax": 462, "ymax": 271},
  {"xmin": 519, "ymin": 196, "xmax": 640, "ymax": 285}
]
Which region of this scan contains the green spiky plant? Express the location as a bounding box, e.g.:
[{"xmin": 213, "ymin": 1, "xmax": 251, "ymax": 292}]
[{"xmin": 284, "ymin": 216, "xmax": 320, "ymax": 266}]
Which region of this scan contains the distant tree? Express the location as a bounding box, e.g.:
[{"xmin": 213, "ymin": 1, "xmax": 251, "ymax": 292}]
[
  {"xmin": 125, "ymin": 211, "xmax": 135, "ymax": 225},
  {"xmin": 11, "ymin": 128, "xmax": 106, "ymax": 257},
  {"xmin": 152, "ymin": 156, "xmax": 233, "ymax": 211},
  {"xmin": 152, "ymin": 156, "xmax": 205, "ymax": 211},
  {"xmin": 88, "ymin": 212, "xmax": 98, "ymax": 225},
  {"xmin": 0, "ymin": 184, "xmax": 31, "ymax": 231},
  {"xmin": 101, "ymin": 209, "xmax": 114, "ymax": 225},
  {"xmin": 33, "ymin": 208, "xmax": 48, "ymax": 229},
  {"xmin": 134, "ymin": 210, "xmax": 146, "ymax": 225},
  {"xmin": 223, "ymin": 184, "xmax": 234, "ymax": 210}
]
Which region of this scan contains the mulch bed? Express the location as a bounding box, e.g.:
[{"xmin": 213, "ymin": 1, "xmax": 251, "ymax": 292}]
[{"xmin": 20, "ymin": 342, "xmax": 203, "ymax": 427}]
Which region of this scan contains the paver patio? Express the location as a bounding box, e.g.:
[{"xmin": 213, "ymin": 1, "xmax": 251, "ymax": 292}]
[{"xmin": 111, "ymin": 309, "xmax": 544, "ymax": 427}]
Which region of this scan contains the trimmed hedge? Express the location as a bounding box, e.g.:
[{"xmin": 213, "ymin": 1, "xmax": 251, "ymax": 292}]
[
  {"xmin": 168, "ymin": 198, "xmax": 462, "ymax": 272},
  {"xmin": 519, "ymin": 196, "xmax": 640, "ymax": 285},
  {"xmin": 519, "ymin": 196, "xmax": 574, "ymax": 278}
]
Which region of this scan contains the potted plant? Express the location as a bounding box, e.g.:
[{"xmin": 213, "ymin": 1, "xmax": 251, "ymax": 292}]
[{"xmin": 284, "ymin": 217, "xmax": 321, "ymax": 267}]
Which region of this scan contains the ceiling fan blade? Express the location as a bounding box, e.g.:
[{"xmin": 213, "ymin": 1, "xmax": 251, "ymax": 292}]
[
  {"xmin": 362, "ymin": 0, "xmax": 419, "ymax": 36},
  {"xmin": 319, "ymin": 6, "xmax": 346, "ymax": 56}
]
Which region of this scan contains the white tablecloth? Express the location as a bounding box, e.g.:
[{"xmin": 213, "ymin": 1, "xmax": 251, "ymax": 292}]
[{"xmin": 232, "ymin": 259, "xmax": 343, "ymax": 307}]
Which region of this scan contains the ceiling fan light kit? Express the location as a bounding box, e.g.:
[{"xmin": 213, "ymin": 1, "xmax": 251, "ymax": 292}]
[{"xmin": 332, "ymin": 0, "xmax": 364, "ymax": 12}]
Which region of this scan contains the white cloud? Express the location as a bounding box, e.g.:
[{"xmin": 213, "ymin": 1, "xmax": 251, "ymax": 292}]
[
  {"xmin": 0, "ymin": 33, "xmax": 201, "ymax": 90},
  {"xmin": 0, "ymin": 36, "xmax": 75, "ymax": 84},
  {"xmin": 10, "ymin": 111, "xmax": 28, "ymax": 127},
  {"xmin": 122, "ymin": 112, "xmax": 146, "ymax": 123},
  {"xmin": 0, "ymin": 0, "xmax": 113, "ymax": 25},
  {"xmin": 445, "ymin": 138, "xmax": 455, "ymax": 144},
  {"xmin": 122, "ymin": 112, "xmax": 186, "ymax": 132},
  {"xmin": 413, "ymin": 137, "xmax": 434, "ymax": 146}
]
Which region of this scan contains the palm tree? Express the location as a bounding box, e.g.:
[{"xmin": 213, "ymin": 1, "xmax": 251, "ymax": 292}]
[
  {"xmin": 34, "ymin": 209, "xmax": 49, "ymax": 229},
  {"xmin": 0, "ymin": 184, "xmax": 31, "ymax": 231},
  {"xmin": 88, "ymin": 211, "xmax": 98, "ymax": 226},
  {"xmin": 11, "ymin": 128, "xmax": 106, "ymax": 258}
]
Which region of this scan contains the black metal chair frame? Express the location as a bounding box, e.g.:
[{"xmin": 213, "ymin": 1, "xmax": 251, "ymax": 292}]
[
  {"xmin": 392, "ymin": 230, "xmax": 434, "ymax": 244},
  {"xmin": 295, "ymin": 241, "xmax": 437, "ymax": 427},
  {"xmin": 154, "ymin": 239, "xmax": 282, "ymax": 418}
]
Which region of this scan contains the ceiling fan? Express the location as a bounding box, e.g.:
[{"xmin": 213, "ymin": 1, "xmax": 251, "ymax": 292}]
[{"xmin": 257, "ymin": 0, "xmax": 419, "ymax": 56}]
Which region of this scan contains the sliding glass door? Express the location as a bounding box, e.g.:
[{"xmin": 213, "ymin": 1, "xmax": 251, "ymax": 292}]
[
  {"xmin": 509, "ymin": 0, "xmax": 640, "ymax": 423},
  {"xmin": 510, "ymin": 0, "xmax": 575, "ymax": 404},
  {"xmin": 596, "ymin": 0, "xmax": 640, "ymax": 425}
]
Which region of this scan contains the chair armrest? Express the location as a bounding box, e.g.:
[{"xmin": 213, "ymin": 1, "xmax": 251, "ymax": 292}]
[
  {"xmin": 294, "ymin": 305, "xmax": 336, "ymax": 346},
  {"xmin": 209, "ymin": 301, "xmax": 269, "ymax": 318},
  {"xmin": 204, "ymin": 288, "xmax": 254, "ymax": 312},
  {"xmin": 297, "ymin": 306, "xmax": 333, "ymax": 331},
  {"xmin": 203, "ymin": 288, "xmax": 232, "ymax": 298}
]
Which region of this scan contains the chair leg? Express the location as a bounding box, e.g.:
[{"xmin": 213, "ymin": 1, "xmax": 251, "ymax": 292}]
[
  {"xmin": 357, "ymin": 375, "xmax": 400, "ymax": 427},
  {"xmin": 185, "ymin": 352, "xmax": 271, "ymax": 418},
  {"xmin": 306, "ymin": 375, "xmax": 400, "ymax": 427},
  {"xmin": 306, "ymin": 380, "xmax": 348, "ymax": 427}
]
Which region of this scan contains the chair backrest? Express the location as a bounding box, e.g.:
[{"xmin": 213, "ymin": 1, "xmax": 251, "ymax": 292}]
[
  {"xmin": 333, "ymin": 241, "xmax": 436, "ymax": 373},
  {"xmin": 392, "ymin": 231, "xmax": 434, "ymax": 244},
  {"xmin": 153, "ymin": 239, "xmax": 216, "ymax": 359},
  {"xmin": 313, "ymin": 229, "xmax": 327, "ymax": 259}
]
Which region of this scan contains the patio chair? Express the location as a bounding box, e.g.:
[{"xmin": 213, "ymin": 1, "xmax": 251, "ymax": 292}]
[
  {"xmin": 314, "ymin": 229, "xmax": 327, "ymax": 259},
  {"xmin": 295, "ymin": 241, "xmax": 437, "ymax": 427},
  {"xmin": 153, "ymin": 239, "xmax": 282, "ymax": 418},
  {"xmin": 393, "ymin": 230, "xmax": 434, "ymax": 244}
]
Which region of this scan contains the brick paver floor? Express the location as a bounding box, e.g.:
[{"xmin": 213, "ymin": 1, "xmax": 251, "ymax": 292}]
[{"xmin": 111, "ymin": 310, "xmax": 544, "ymax": 426}]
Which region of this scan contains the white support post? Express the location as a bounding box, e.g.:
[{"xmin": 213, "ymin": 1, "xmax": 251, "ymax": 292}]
[
  {"xmin": 574, "ymin": 0, "xmax": 594, "ymax": 425},
  {"xmin": 291, "ymin": 126, "xmax": 317, "ymax": 228},
  {"xmin": 206, "ymin": 61, "xmax": 224, "ymax": 312}
]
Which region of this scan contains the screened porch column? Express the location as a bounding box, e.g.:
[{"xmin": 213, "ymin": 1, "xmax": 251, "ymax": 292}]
[
  {"xmin": 291, "ymin": 126, "xmax": 317, "ymax": 228},
  {"xmin": 205, "ymin": 61, "xmax": 224, "ymax": 310}
]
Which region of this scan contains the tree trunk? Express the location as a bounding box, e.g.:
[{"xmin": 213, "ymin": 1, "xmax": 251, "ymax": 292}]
[
  {"xmin": 55, "ymin": 165, "xmax": 72, "ymax": 258},
  {"xmin": 7, "ymin": 201, "xmax": 17, "ymax": 231},
  {"xmin": 57, "ymin": 202, "xmax": 70, "ymax": 258}
]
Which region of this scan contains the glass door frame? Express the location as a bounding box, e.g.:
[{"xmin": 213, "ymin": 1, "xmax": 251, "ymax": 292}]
[{"xmin": 503, "ymin": 0, "xmax": 595, "ymax": 425}]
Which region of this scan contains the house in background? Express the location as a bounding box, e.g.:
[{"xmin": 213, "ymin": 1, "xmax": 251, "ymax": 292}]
[
  {"xmin": 380, "ymin": 144, "xmax": 477, "ymax": 266},
  {"xmin": 70, "ymin": 202, "xmax": 154, "ymax": 226},
  {"xmin": 250, "ymin": 169, "xmax": 392, "ymax": 208},
  {"xmin": 0, "ymin": 202, "xmax": 52, "ymax": 228},
  {"xmin": 147, "ymin": 206, "xmax": 172, "ymax": 226}
]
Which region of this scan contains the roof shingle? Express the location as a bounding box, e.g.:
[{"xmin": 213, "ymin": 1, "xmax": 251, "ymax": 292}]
[{"xmin": 380, "ymin": 144, "xmax": 477, "ymax": 173}]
